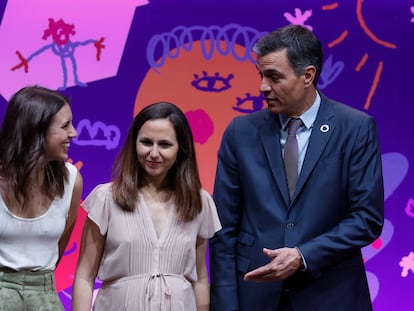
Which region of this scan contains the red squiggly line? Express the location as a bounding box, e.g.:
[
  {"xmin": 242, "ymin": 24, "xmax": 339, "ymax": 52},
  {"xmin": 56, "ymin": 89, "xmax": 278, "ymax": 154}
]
[
  {"xmin": 364, "ymin": 61, "xmax": 383, "ymax": 110},
  {"xmin": 327, "ymin": 30, "xmax": 348, "ymax": 48},
  {"xmin": 11, "ymin": 51, "xmax": 28, "ymax": 72},
  {"xmin": 355, "ymin": 53, "xmax": 369, "ymax": 72},
  {"xmin": 356, "ymin": 0, "xmax": 397, "ymax": 48},
  {"xmin": 67, "ymin": 158, "xmax": 83, "ymax": 170},
  {"xmin": 322, "ymin": 2, "xmax": 339, "ymax": 10}
]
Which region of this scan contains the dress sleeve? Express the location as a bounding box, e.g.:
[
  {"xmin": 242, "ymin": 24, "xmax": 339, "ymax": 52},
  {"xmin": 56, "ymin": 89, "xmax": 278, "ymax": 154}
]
[
  {"xmin": 198, "ymin": 189, "xmax": 222, "ymax": 239},
  {"xmin": 81, "ymin": 183, "xmax": 112, "ymax": 236}
]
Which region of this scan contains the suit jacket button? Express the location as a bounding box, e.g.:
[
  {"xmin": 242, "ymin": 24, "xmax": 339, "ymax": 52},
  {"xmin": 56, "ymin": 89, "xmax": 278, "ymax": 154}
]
[{"xmin": 287, "ymin": 222, "xmax": 294, "ymax": 229}]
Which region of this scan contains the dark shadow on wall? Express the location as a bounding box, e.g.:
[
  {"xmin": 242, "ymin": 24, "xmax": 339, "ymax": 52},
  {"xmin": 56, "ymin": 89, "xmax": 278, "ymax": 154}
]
[{"xmin": 0, "ymin": 0, "xmax": 7, "ymax": 26}]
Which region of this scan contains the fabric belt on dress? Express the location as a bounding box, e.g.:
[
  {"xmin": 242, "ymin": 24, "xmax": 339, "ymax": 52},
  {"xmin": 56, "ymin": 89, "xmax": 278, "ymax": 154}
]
[{"xmin": 102, "ymin": 272, "xmax": 188, "ymax": 311}]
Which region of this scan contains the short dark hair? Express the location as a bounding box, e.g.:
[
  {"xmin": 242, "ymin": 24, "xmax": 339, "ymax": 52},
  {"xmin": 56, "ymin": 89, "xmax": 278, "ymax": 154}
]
[{"xmin": 253, "ymin": 25, "xmax": 323, "ymax": 86}]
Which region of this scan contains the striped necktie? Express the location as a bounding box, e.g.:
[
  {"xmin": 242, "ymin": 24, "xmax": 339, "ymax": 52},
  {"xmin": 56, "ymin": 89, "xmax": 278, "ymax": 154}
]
[{"xmin": 284, "ymin": 118, "xmax": 303, "ymax": 199}]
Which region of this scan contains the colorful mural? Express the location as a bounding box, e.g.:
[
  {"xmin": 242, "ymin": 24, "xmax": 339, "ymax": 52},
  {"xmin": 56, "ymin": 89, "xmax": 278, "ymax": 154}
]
[{"xmin": 0, "ymin": 0, "xmax": 413, "ymax": 309}]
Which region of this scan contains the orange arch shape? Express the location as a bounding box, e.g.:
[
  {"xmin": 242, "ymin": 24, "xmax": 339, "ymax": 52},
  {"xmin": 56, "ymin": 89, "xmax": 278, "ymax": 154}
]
[{"xmin": 356, "ymin": 0, "xmax": 397, "ymax": 48}]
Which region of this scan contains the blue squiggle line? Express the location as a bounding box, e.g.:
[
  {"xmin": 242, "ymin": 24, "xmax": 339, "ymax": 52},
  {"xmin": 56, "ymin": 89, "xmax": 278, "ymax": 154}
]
[
  {"xmin": 146, "ymin": 24, "xmax": 268, "ymax": 72},
  {"xmin": 63, "ymin": 242, "xmax": 77, "ymax": 256}
]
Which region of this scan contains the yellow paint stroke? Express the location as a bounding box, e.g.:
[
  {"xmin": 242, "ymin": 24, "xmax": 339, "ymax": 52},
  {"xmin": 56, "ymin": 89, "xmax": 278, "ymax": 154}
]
[
  {"xmin": 355, "ymin": 53, "xmax": 368, "ymax": 72},
  {"xmin": 356, "ymin": 0, "xmax": 397, "ymax": 48},
  {"xmin": 364, "ymin": 61, "xmax": 383, "ymax": 110},
  {"xmin": 327, "ymin": 30, "xmax": 348, "ymax": 48},
  {"xmin": 322, "ymin": 2, "xmax": 339, "ymax": 10}
]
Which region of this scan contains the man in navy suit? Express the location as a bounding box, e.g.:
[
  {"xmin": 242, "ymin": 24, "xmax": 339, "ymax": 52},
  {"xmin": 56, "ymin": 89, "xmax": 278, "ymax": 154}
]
[{"xmin": 209, "ymin": 25, "xmax": 384, "ymax": 311}]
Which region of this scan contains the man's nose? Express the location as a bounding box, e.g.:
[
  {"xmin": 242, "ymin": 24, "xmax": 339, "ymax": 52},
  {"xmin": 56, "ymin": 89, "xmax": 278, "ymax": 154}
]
[{"xmin": 259, "ymin": 78, "xmax": 271, "ymax": 92}]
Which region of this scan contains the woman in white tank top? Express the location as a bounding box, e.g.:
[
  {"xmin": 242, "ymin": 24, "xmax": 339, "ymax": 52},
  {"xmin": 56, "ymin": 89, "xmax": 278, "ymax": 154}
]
[{"xmin": 0, "ymin": 85, "xmax": 83, "ymax": 311}]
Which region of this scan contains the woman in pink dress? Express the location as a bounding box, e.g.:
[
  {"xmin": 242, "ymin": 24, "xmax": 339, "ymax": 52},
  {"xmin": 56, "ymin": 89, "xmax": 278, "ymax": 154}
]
[{"xmin": 72, "ymin": 102, "xmax": 221, "ymax": 310}]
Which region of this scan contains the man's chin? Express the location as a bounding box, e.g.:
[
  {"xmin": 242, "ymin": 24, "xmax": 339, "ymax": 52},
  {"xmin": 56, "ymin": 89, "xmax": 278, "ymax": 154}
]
[{"xmin": 267, "ymin": 104, "xmax": 282, "ymax": 114}]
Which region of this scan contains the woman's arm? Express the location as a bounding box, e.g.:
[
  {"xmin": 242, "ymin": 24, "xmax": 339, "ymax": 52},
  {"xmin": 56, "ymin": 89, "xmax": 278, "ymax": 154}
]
[
  {"xmin": 72, "ymin": 217, "xmax": 105, "ymax": 311},
  {"xmin": 194, "ymin": 237, "xmax": 210, "ymax": 311},
  {"xmin": 57, "ymin": 171, "xmax": 83, "ymax": 264}
]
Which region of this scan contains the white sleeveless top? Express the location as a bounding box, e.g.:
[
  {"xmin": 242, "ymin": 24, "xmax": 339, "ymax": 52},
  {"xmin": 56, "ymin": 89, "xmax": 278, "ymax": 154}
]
[{"xmin": 0, "ymin": 162, "xmax": 78, "ymax": 271}]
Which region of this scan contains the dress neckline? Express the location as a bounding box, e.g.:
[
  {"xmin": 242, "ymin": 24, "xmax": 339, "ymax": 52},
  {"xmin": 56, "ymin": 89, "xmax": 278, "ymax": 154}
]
[{"xmin": 138, "ymin": 192, "xmax": 175, "ymax": 244}]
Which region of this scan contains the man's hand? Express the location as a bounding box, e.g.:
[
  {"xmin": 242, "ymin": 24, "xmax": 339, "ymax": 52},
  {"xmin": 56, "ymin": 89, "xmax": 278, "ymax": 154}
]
[{"xmin": 243, "ymin": 247, "xmax": 303, "ymax": 282}]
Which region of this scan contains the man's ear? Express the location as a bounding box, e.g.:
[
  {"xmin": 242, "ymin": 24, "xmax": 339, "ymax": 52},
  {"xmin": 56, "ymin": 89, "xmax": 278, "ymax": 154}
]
[{"xmin": 303, "ymin": 65, "xmax": 316, "ymax": 87}]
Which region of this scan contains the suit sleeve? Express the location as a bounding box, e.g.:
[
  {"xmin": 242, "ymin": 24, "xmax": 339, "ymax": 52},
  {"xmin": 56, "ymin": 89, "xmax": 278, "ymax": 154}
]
[
  {"xmin": 209, "ymin": 119, "xmax": 242, "ymax": 311},
  {"xmin": 298, "ymin": 116, "xmax": 384, "ymax": 276}
]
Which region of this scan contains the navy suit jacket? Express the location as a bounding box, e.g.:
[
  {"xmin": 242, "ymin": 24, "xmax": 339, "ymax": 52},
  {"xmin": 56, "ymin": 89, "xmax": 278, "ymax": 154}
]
[{"xmin": 209, "ymin": 93, "xmax": 384, "ymax": 311}]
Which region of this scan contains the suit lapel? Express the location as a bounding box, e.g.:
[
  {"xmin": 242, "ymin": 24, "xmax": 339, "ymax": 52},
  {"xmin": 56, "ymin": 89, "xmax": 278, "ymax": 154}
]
[
  {"xmin": 259, "ymin": 112, "xmax": 290, "ymax": 206},
  {"xmin": 294, "ymin": 97, "xmax": 335, "ymax": 202}
]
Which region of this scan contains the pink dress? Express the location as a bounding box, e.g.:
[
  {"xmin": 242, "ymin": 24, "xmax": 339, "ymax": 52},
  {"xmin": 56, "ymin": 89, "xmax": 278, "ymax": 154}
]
[{"xmin": 82, "ymin": 183, "xmax": 222, "ymax": 311}]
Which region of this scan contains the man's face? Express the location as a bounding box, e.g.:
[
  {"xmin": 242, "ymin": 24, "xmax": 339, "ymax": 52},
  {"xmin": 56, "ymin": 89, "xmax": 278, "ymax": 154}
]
[{"xmin": 256, "ymin": 49, "xmax": 309, "ymax": 118}]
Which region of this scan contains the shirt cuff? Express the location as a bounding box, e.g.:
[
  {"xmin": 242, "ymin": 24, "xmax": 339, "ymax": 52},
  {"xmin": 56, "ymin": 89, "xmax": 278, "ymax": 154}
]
[{"xmin": 295, "ymin": 246, "xmax": 308, "ymax": 270}]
